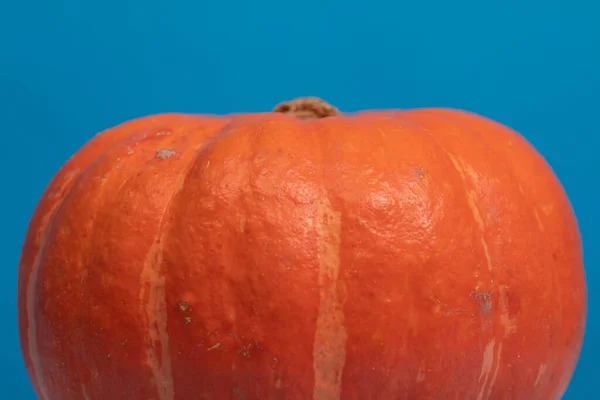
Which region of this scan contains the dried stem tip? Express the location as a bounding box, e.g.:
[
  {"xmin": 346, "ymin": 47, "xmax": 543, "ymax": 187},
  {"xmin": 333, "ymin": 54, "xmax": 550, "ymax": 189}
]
[{"xmin": 273, "ymin": 97, "xmax": 341, "ymax": 120}]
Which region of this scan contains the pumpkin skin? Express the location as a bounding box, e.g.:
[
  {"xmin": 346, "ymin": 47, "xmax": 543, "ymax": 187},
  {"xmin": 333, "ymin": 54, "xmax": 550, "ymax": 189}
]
[{"xmin": 18, "ymin": 98, "xmax": 586, "ymax": 400}]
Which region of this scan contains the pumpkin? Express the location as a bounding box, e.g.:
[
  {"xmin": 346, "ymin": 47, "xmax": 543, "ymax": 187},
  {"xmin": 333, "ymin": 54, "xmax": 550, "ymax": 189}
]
[{"xmin": 18, "ymin": 97, "xmax": 586, "ymax": 400}]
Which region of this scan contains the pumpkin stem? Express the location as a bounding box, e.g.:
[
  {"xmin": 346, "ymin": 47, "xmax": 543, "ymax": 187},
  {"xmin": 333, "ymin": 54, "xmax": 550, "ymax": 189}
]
[{"xmin": 272, "ymin": 97, "xmax": 341, "ymax": 120}]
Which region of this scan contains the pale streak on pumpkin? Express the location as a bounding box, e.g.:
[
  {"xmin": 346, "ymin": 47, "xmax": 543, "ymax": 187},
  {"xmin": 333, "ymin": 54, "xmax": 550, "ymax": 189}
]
[
  {"xmin": 484, "ymin": 342, "xmax": 503, "ymax": 400},
  {"xmin": 140, "ymin": 238, "xmax": 174, "ymax": 400},
  {"xmin": 476, "ymin": 339, "xmax": 503, "ymax": 400},
  {"xmin": 81, "ymin": 383, "xmax": 91, "ymax": 400},
  {"xmin": 138, "ymin": 187, "xmax": 187, "ymax": 400},
  {"xmin": 447, "ymin": 145, "xmax": 519, "ymax": 342},
  {"xmin": 534, "ymin": 363, "xmax": 547, "ymax": 387},
  {"xmin": 138, "ymin": 152, "xmax": 198, "ymax": 400},
  {"xmin": 477, "ymin": 339, "xmax": 495, "ymax": 392},
  {"xmin": 312, "ymin": 199, "xmax": 347, "ymax": 400},
  {"xmin": 444, "ymin": 154, "xmax": 494, "ymax": 274},
  {"xmin": 533, "ymin": 208, "xmax": 545, "ymax": 232}
]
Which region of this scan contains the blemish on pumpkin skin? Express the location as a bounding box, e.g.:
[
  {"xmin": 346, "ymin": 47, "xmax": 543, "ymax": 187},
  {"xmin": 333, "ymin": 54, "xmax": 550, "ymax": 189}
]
[
  {"xmin": 542, "ymin": 204, "xmax": 554, "ymax": 216},
  {"xmin": 207, "ymin": 342, "xmax": 221, "ymax": 351},
  {"xmin": 178, "ymin": 301, "xmax": 191, "ymax": 313},
  {"xmin": 237, "ymin": 343, "xmax": 253, "ymax": 359},
  {"xmin": 498, "ymin": 286, "xmax": 518, "ymax": 336},
  {"xmin": 233, "ymin": 387, "xmax": 246, "ymax": 399},
  {"xmin": 155, "ymin": 149, "xmax": 178, "ymax": 159},
  {"xmin": 177, "ymin": 301, "xmax": 192, "ymax": 324},
  {"xmin": 415, "ymin": 166, "xmax": 425, "ymax": 179},
  {"xmin": 473, "ymin": 291, "xmax": 492, "ymax": 315}
]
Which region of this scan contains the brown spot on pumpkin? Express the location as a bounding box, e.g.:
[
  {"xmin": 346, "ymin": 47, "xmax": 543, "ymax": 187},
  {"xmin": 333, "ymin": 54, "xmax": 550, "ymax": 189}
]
[
  {"xmin": 178, "ymin": 301, "xmax": 191, "ymax": 313},
  {"xmin": 415, "ymin": 166, "xmax": 425, "ymax": 179},
  {"xmin": 155, "ymin": 149, "xmax": 178, "ymax": 159}
]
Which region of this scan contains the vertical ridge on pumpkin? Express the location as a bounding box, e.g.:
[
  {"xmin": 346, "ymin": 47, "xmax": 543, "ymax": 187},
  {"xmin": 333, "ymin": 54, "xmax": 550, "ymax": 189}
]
[
  {"xmin": 19, "ymin": 116, "xmax": 167, "ymax": 400},
  {"xmin": 23, "ymin": 123, "xmax": 143, "ymax": 400},
  {"xmin": 312, "ymin": 198, "xmax": 347, "ymax": 400},
  {"xmin": 26, "ymin": 226, "xmax": 57, "ymax": 400},
  {"xmin": 24, "ymin": 115, "xmax": 221, "ymax": 400},
  {"xmin": 136, "ymin": 120, "xmax": 229, "ymax": 400},
  {"xmin": 137, "ymin": 140, "xmax": 206, "ymax": 400},
  {"xmin": 51, "ymin": 120, "xmax": 184, "ymax": 399},
  {"xmin": 401, "ymin": 112, "xmax": 497, "ymax": 287},
  {"xmin": 431, "ymin": 109, "xmax": 583, "ymax": 399},
  {"xmin": 397, "ymin": 111, "xmax": 507, "ymax": 397},
  {"xmin": 24, "ymin": 172, "xmax": 88, "ymax": 400}
]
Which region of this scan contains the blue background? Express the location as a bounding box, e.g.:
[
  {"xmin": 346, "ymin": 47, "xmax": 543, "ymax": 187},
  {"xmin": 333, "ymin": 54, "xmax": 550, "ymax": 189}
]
[{"xmin": 1, "ymin": 0, "xmax": 597, "ymax": 398}]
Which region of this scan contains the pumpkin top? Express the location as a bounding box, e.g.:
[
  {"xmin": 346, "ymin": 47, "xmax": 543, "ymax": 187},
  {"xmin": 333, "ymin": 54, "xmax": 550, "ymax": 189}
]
[{"xmin": 272, "ymin": 97, "xmax": 341, "ymax": 120}]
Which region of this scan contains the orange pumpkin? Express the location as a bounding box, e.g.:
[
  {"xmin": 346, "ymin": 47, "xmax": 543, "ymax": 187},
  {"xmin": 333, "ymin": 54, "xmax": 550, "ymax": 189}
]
[{"xmin": 18, "ymin": 98, "xmax": 586, "ymax": 399}]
